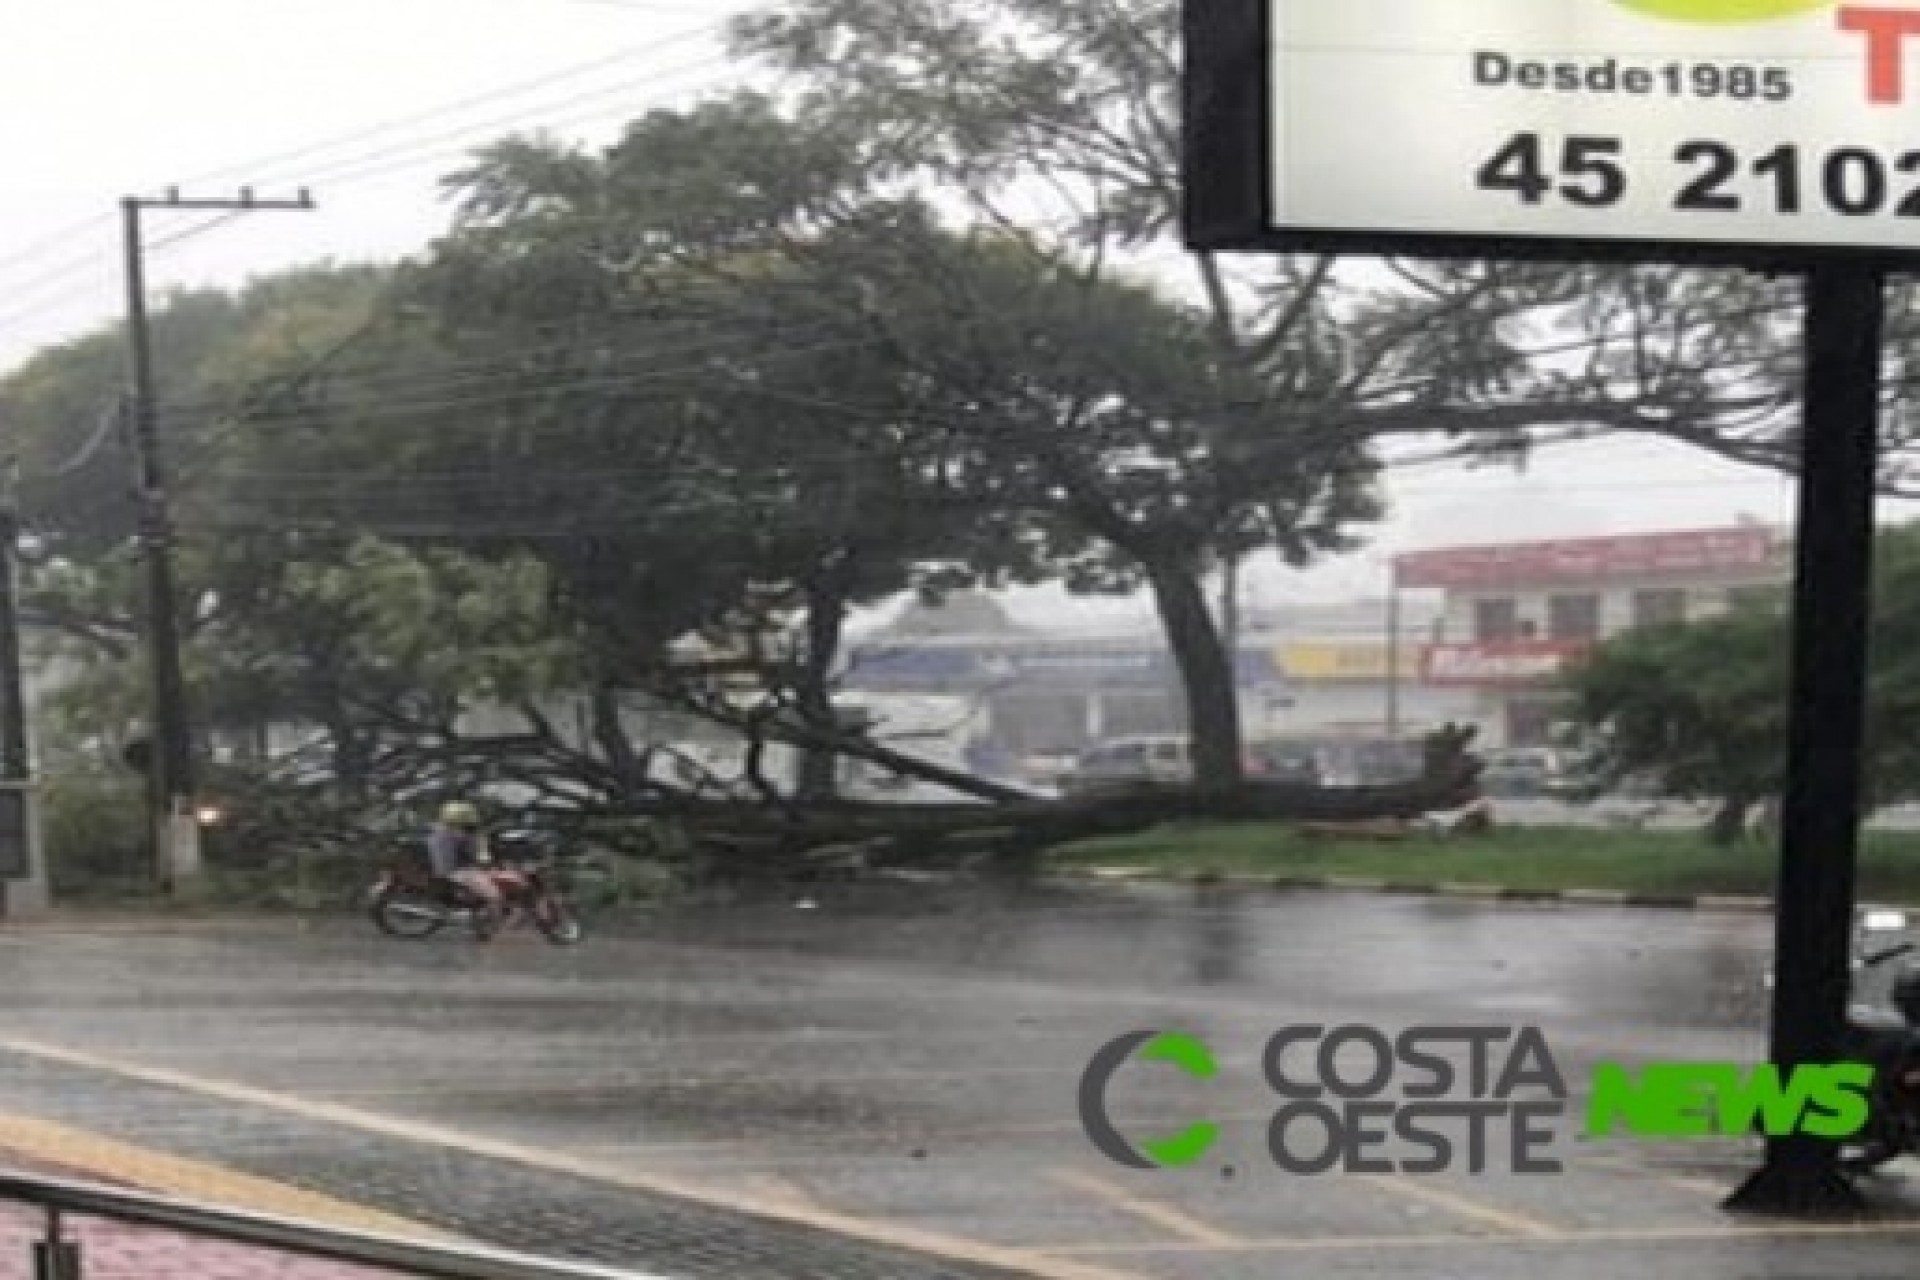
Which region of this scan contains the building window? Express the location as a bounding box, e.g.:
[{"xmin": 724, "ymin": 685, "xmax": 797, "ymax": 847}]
[
  {"xmin": 1632, "ymin": 588, "xmax": 1688, "ymax": 629},
  {"xmin": 1547, "ymin": 594, "xmax": 1601, "ymax": 642},
  {"xmin": 1474, "ymin": 598, "xmax": 1519, "ymax": 643}
]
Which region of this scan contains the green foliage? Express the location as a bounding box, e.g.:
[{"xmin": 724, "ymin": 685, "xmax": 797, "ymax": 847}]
[
  {"xmin": 280, "ymin": 536, "xmax": 578, "ymax": 705},
  {"xmin": 1567, "ymin": 607, "xmax": 1790, "ymax": 815},
  {"xmin": 1567, "ymin": 522, "xmax": 1920, "ymax": 834},
  {"xmin": 41, "ymin": 770, "xmax": 148, "ymax": 898}
]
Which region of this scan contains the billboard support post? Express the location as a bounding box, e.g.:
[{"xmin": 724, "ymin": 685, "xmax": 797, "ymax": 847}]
[{"xmin": 1726, "ymin": 259, "xmax": 1882, "ymax": 1217}]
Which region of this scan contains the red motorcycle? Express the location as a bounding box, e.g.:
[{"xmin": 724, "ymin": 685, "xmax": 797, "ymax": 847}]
[{"xmin": 367, "ymin": 828, "xmax": 583, "ymax": 945}]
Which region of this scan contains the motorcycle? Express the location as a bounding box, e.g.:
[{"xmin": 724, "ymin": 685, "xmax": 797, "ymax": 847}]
[
  {"xmin": 367, "ymin": 826, "xmax": 584, "ymax": 945},
  {"xmin": 1836, "ymin": 908, "xmax": 1920, "ymax": 1172}
]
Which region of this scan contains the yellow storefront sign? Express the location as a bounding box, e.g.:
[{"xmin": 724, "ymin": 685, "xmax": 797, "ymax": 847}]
[{"xmin": 1275, "ymin": 643, "xmax": 1420, "ymax": 682}]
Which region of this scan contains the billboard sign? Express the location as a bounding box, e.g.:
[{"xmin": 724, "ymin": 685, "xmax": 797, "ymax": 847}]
[
  {"xmin": 1421, "ymin": 642, "xmax": 1591, "ymax": 686},
  {"xmin": 1393, "ymin": 527, "xmax": 1779, "ymax": 589},
  {"xmin": 1185, "ymin": 0, "xmax": 1920, "ymax": 263},
  {"xmin": 1276, "ymin": 643, "xmax": 1423, "ymax": 681}
]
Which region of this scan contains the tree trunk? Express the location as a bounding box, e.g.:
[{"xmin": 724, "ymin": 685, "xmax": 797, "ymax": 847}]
[
  {"xmin": 329, "ymin": 718, "xmax": 373, "ymax": 802},
  {"xmin": 590, "ymin": 685, "xmax": 647, "ymax": 796},
  {"xmin": 741, "ymin": 706, "xmax": 795, "ymax": 812},
  {"xmin": 1145, "ymin": 558, "xmax": 1244, "ymax": 795},
  {"xmin": 1707, "ymin": 794, "xmax": 1753, "ymax": 846},
  {"xmin": 795, "ymin": 563, "xmax": 851, "ymax": 805}
]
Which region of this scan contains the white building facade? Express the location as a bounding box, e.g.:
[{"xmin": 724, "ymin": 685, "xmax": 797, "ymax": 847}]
[{"xmin": 1392, "ymin": 523, "xmax": 1791, "ymax": 749}]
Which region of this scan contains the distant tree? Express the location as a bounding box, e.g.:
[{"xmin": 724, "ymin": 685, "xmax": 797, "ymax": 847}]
[
  {"xmin": 1565, "ymin": 604, "xmax": 1789, "ymax": 844},
  {"xmin": 1567, "ymin": 523, "xmax": 1920, "ymax": 842}
]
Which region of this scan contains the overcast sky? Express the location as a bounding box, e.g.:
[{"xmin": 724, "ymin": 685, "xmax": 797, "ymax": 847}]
[{"xmin": 0, "ymin": 0, "xmax": 1890, "ymax": 634}]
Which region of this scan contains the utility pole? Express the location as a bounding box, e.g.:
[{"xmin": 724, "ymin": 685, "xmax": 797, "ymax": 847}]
[
  {"xmin": 0, "ymin": 456, "xmax": 38, "ymax": 917},
  {"xmin": 123, "ymin": 188, "xmax": 314, "ymax": 894},
  {"xmin": 0, "ymin": 460, "xmax": 30, "ymax": 782}
]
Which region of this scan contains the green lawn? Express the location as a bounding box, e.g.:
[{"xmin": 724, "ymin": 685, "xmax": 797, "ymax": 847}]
[{"xmin": 1050, "ymin": 823, "xmax": 1920, "ymax": 903}]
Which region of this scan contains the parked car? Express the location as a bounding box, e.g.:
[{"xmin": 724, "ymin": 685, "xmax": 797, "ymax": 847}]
[
  {"xmin": 1349, "ymin": 738, "xmax": 1425, "ymax": 785},
  {"xmin": 1245, "ymin": 740, "xmax": 1325, "ymax": 785},
  {"xmin": 1062, "ymin": 735, "xmax": 1313, "ymax": 794},
  {"xmin": 1018, "ymin": 748, "xmax": 1083, "ymax": 789},
  {"xmin": 1477, "ymin": 747, "xmax": 1563, "ymax": 798},
  {"xmin": 1060, "ymin": 736, "xmax": 1192, "ymax": 796}
]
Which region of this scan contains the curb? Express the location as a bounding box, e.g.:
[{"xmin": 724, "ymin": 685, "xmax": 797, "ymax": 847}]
[{"xmin": 1050, "ymin": 869, "xmax": 1786, "ymax": 915}]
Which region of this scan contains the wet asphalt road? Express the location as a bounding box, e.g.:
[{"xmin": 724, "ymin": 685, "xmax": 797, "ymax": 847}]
[{"xmin": 0, "ymin": 882, "xmax": 1915, "ymax": 1279}]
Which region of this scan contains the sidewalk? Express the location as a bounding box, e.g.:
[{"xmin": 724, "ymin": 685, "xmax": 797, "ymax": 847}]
[
  {"xmin": 0, "ymin": 1197, "xmax": 409, "ymax": 1278},
  {"xmin": 0, "ymin": 1116, "xmax": 439, "ymax": 1279}
]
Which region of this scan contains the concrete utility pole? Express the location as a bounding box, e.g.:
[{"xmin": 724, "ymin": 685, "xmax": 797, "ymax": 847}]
[
  {"xmin": 0, "ymin": 456, "xmax": 46, "ymax": 917},
  {"xmin": 123, "ymin": 188, "xmax": 314, "ymax": 894}
]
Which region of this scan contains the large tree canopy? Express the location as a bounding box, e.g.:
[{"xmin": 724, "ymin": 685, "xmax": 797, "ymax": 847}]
[
  {"xmin": 18, "ymin": 103, "xmax": 1376, "ymax": 818},
  {"xmin": 396, "ymin": 91, "xmax": 1406, "ymax": 795}
]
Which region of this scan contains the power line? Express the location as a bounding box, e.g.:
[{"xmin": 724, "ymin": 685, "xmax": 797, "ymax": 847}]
[
  {"xmin": 144, "ymin": 332, "xmax": 1819, "ymax": 445},
  {"xmin": 160, "ymin": 333, "xmax": 893, "ymax": 432},
  {"xmin": 0, "ymin": 202, "xmax": 323, "ymax": 343},
  {"xmin": 150, "ymin": 314, "xmax": 879, "ymax": 492},
  {"xmin": 157, "ymin": 439, "xmax": 1638, "ymax": 522},
  {"xmin": 163, "ymin": 315, "xmax": 1813, "ymax": 444},
  {"xmin": 0, "ymin": 246, "xmax": 120, "ymax": 326},
  {"xmin": 0, "ymin": 213, "xmax": 115, "ymax": 281},
  {"xmin": 288, "ymin": 52, "xmax": 738, "ymax": 192},
  {"xmin": 191, "ymin": 459, "xmax": 1799, "ymax": 507},
  {"xmin": 174, "ymin": 25, "xmax": 725, "ymax": 192},
  {"xmin": 143, "ymin": 211, "xmax": 252, "ymax": 254},
  {"xmin": 0, "ymin": 33, "xmax": 736, "ymax": 347},
  {"xmin": 146, "ymin": 379, "xmax": 1813, "ymax": 519},
  {"xmin": 152, "ymin": 318, "xmax": 856, "ymax": 422}
]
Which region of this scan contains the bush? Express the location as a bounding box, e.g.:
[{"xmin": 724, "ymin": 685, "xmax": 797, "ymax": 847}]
[
  {"xmin": 197, "ymin": 767, "xmax": 404, "ymax": 871},
  {"xmin": 559, "ymin": 850, "xmax": 682, "ymax": 910},
  {"xmin": 42, "ymin": 770, "xmax": 151, "ymax": 899}
]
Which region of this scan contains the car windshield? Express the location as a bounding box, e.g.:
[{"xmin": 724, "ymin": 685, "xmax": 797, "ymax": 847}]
[{"xmin": 0, "ymin": 5, "xmax": 1892, "ymax": 1279}]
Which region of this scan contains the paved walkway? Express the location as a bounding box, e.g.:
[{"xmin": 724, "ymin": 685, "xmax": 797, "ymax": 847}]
[
  {"xmin": 0, "ymin": 1204, "xmax": 408, "ymax": 1278},
  {"xmin": 0, "ymin": 1115, "xmax": 429, "ymax": 1278}
]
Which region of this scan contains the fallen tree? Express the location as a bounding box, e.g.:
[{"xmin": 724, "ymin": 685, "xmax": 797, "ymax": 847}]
[
  {"xmin": 190, "ymin": 710, "xmax": 1482, "ymax": 882},
  {"xmin": 648, "ymin": 724, "xmax": 1485, "ymax": 875}
]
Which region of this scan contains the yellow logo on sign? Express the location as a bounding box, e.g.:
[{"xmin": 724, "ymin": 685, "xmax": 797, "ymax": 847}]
[{"xmin": 1613, "ymin": 0, "xmax": 1834, "ymax": 20}]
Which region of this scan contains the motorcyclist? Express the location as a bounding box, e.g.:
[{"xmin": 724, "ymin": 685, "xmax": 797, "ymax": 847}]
[{"xmin": 426, "ymin": 801, "xmax": 502, "ymax": 930}]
